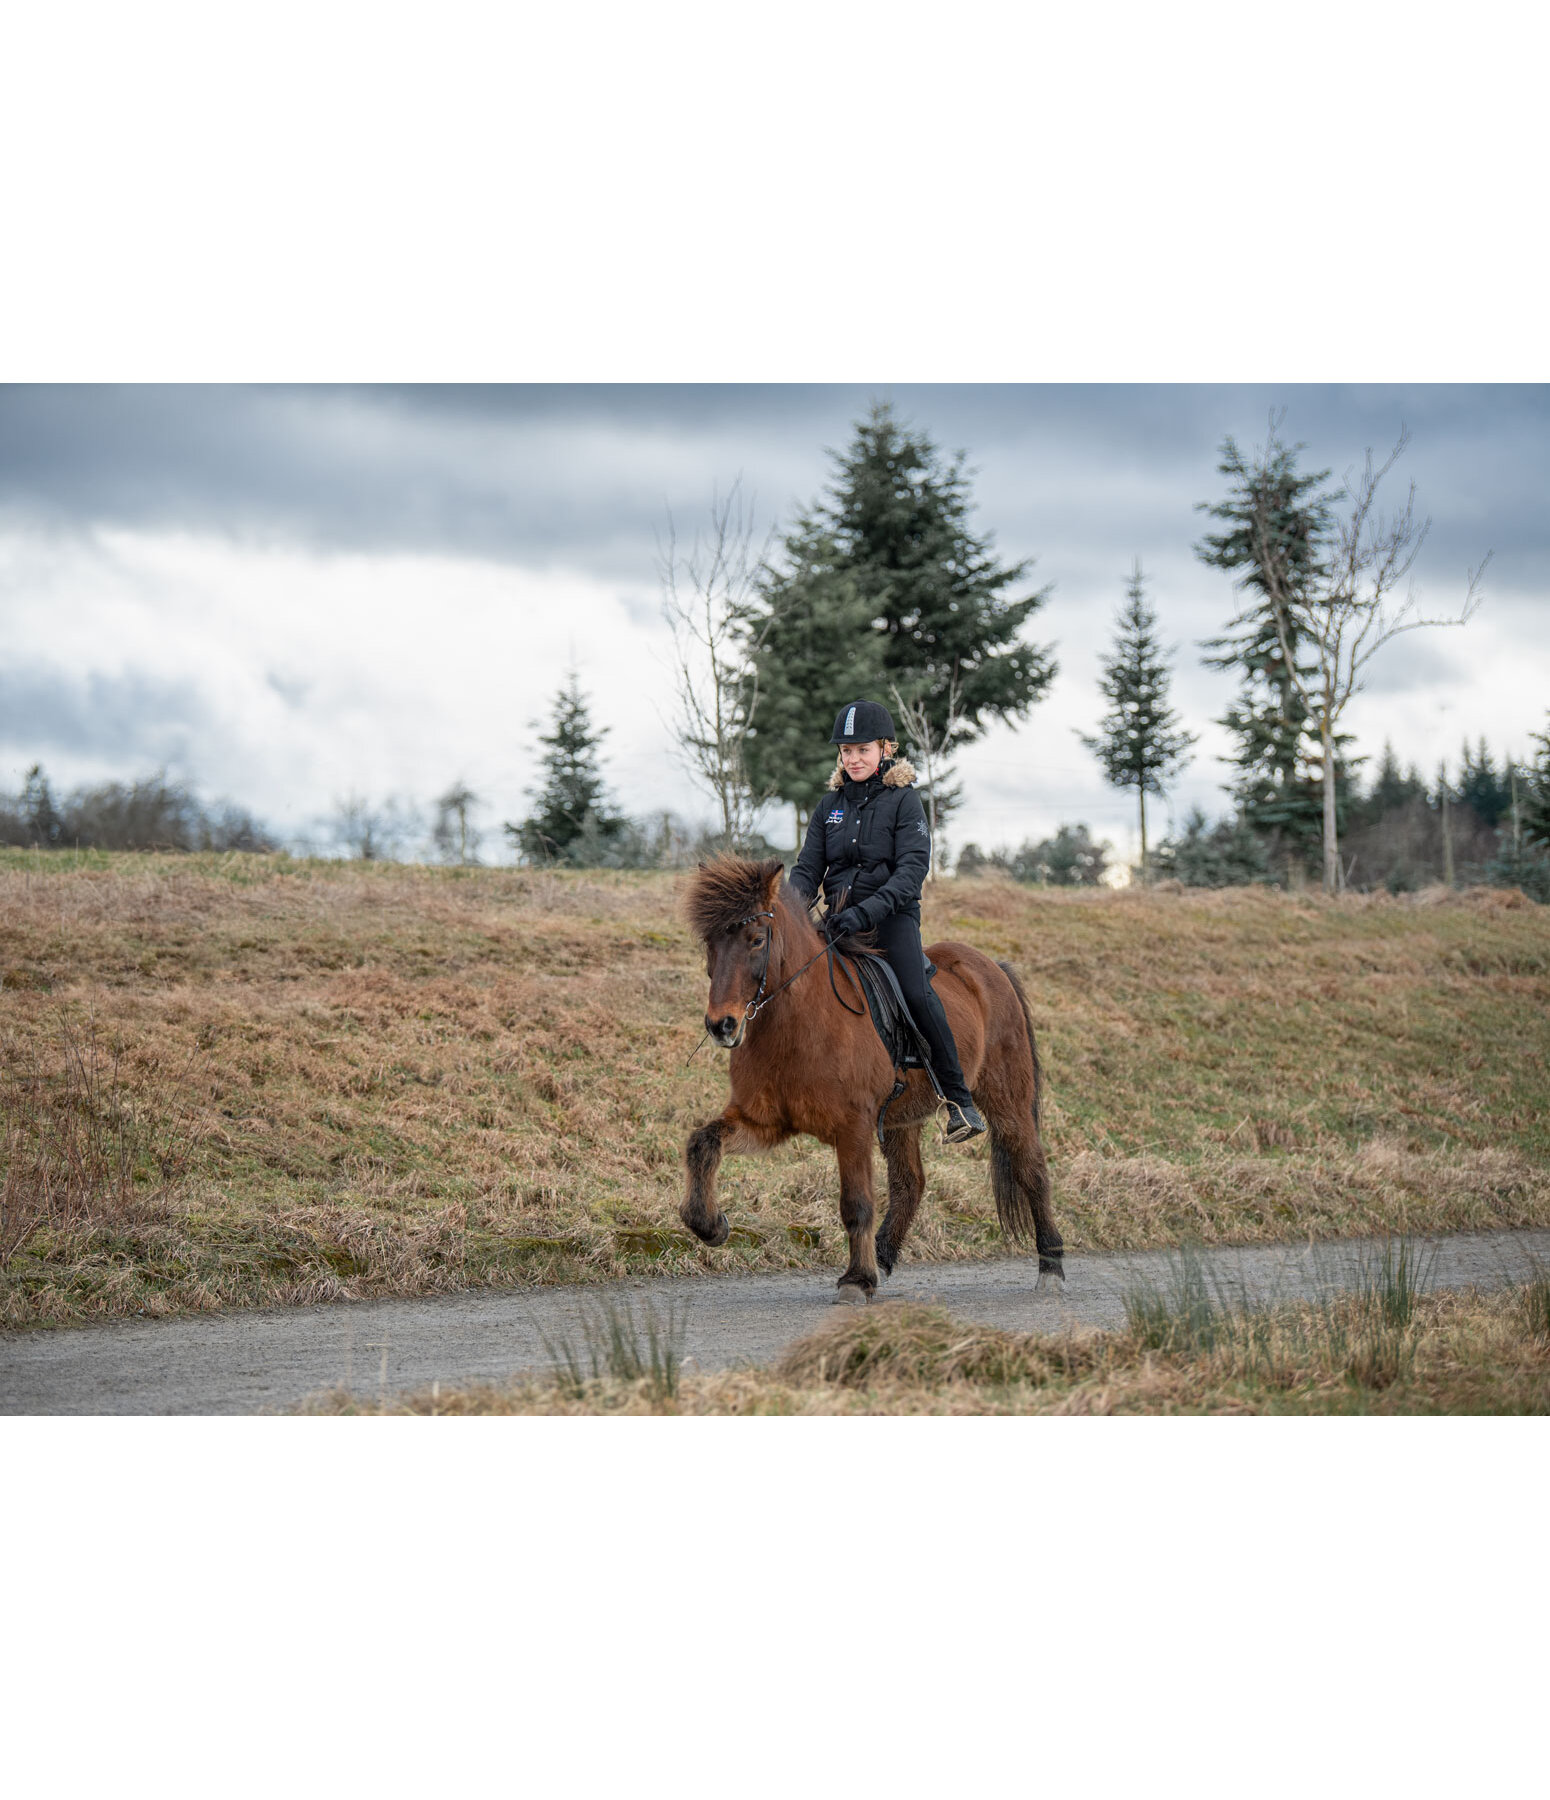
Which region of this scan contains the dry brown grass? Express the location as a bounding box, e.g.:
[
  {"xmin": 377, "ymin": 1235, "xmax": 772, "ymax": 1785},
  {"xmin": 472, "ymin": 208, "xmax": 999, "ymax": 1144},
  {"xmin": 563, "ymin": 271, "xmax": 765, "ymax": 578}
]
[
  {"xmin": 3, "ymin": 849, "xmax": 1548, "ymax": 1327},
  {"xmin": 301, "ymin": 1282, "xmax": 1550, "ymax": 1415},
  {"xmin": 1, "ymin": 1002, "xmax": 206, "ymax": 1267}
]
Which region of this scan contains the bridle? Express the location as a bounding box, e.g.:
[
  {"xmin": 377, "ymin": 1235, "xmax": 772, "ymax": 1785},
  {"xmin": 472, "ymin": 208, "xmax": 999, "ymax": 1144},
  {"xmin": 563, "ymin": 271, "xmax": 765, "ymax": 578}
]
[
  {"xmin": 735, "ymin": 909, "xmax": 778, "ymax": 1021},
  {"xmin": 685, "ymin": 901, "xmax": 869, "ymax": 1066},
  {"xmin": 743, "ymin": 908, "xmax": 866, "ymax": 1027}
]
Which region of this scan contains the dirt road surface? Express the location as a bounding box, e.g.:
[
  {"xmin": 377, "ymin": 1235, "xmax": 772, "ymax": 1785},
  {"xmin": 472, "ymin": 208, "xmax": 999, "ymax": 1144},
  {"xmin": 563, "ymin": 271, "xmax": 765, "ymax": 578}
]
[{"xmin": 4, "ymin": 1228, "xmax": 1548, "ymax": 1414}]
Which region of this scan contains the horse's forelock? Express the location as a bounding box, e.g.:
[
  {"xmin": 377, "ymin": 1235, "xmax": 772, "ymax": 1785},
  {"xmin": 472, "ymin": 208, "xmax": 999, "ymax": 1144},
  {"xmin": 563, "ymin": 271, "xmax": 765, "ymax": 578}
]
[{"xmin": 684, "ymin": 855, "xmax": 786, "ymax": 943}]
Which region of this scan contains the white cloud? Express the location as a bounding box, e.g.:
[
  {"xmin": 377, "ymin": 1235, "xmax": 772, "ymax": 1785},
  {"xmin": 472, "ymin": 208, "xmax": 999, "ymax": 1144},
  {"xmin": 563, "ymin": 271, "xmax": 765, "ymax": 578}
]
[{"xmin": 2, "ymin": 525, "xmax": 706, "ymax": 844}]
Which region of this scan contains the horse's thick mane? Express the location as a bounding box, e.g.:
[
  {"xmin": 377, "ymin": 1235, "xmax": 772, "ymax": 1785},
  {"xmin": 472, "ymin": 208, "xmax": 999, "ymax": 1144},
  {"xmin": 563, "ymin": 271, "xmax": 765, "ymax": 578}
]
[{"xmin": 684, "ymin": 856, "xmax": 789, "ymax": 942}]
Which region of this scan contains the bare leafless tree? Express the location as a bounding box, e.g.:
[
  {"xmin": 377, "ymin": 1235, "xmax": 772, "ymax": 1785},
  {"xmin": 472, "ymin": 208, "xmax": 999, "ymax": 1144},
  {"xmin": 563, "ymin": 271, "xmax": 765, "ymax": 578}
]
[
  {"xmin": 1249, "ymin": 419, "xmax": 1489, "ymax": 894},
  {"xmin": 890, "ymin": 668, "xmax": 966, "ymax": 881},
  {"xmin": 657, "ymin": 479, "xmax": 777, "ymax": 848},
  {"xmin": 331, "ymin": 792, "xmax": 419, "ymax": 862},
  {"xmin": 432, "ymin": 781, "xmax": 482, "ymax": 865}
]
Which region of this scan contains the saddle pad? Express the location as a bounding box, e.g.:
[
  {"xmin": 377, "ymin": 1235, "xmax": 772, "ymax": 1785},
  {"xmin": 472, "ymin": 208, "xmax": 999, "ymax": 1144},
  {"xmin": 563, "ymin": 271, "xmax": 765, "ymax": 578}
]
[{"xmin": 848, "ymin": 952, "xmax": 941, "ymax": 1091}]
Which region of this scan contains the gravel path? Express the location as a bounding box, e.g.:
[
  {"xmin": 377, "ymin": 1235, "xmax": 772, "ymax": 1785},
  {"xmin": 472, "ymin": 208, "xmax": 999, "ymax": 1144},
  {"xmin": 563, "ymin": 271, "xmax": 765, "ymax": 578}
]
[{"xmin": 3, "ymin": 1228, "xmax": 1547, "ymax": 1415}]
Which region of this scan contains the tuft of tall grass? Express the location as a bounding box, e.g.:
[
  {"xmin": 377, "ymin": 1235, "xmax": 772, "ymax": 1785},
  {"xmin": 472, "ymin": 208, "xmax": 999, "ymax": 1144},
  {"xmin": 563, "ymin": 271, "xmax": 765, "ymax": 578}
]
[
  {"xmin": 538, "ymin": 1295, "xmax": 687, "ymax": 1401},
  {"xmin": 1518, "ymin": 1258, "xmax": 1550, "ymax": 1343},
  {"xmin": 1333, "ymin": 1238, "xmax": 1436, "ymax": 1388},
  {"xmin": 773, "ymin": 1302, "xmax": 1095, "ymax": 1391},
  {"xmin": 1113, "ymin": 1237, "xmax": 1442, "ymax": 1392},
  {"xmin": 1356, "ymin": 1237, "xmax": 1432, "ymax": 1329},
  {"xmin": 1121, "ymin": 1243, "xmax": 1233, "ymax": 1354}
]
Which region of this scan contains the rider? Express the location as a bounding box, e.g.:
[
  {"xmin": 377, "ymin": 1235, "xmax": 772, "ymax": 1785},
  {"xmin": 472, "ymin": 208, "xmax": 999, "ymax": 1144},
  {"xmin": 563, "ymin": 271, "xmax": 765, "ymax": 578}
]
[{"xmin": 788, "ymin": 699, "xmax": 987, "ymax": 1144}]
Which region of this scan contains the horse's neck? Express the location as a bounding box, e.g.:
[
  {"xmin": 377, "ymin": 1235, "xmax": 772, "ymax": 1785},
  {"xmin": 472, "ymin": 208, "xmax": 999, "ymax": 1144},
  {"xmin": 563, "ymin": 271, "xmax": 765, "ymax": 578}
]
[
  {"xmin": 775, "ymin": 904, "xmax": 822, "ymax": 977},
  {"xmin": 766, "ymin": 904, "xmax": 866, "ymax": 1041}
]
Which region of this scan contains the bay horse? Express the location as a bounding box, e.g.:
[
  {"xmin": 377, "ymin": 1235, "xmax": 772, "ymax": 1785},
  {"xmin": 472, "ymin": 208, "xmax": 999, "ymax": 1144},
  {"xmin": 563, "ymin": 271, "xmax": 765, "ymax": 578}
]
[{"xmin": 681, "ymin": 856, "xmax": 1063, "ymax": 1299}]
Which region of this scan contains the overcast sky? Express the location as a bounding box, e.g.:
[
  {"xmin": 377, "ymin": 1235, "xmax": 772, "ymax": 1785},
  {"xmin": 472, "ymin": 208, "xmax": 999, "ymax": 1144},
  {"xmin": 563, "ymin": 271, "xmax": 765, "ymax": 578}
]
[{"xmin": 2, "ymin": 382, "xmax": 1545, "ymax": 862}]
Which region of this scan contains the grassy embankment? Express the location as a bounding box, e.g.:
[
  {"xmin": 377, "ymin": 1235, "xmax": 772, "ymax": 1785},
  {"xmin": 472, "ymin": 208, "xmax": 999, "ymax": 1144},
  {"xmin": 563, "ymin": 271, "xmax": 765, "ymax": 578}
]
[
  {"xmin": 2, "ymin": 850, "xmax": 1548, "ymax": 1328},
  {"xmin": 302, "ymin": 1266, "xmax": 1550, "ymax": 1415}
]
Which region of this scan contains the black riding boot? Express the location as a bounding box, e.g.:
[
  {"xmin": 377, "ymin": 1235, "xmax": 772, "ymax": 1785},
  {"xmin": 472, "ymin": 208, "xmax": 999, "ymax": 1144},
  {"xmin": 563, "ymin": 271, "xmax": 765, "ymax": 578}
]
[{"xmin": 872, "ymin": 914, "xmax": 986, "ymax": 1141}]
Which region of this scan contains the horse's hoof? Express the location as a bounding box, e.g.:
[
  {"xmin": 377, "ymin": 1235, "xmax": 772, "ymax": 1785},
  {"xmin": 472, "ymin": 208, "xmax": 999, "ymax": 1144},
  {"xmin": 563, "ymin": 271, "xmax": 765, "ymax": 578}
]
[
  {"xmin": 833, "ymin": 1283, "xmax": 872, "ymax": 1307},
  {"xmin": 1035, "ymin": 1266, "xmax": 1067, "ymax": 1297},
  {"xmin": 874, "ymin": 1240, "xmax": 896, "ymax": 1279}
]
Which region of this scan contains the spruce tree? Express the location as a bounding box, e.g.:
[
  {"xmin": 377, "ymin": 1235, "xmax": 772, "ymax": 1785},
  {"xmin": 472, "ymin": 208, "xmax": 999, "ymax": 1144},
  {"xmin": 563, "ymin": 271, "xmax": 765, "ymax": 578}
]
[
  {"xmin": 507, "ymin": 675, "xmax": 623, "ymax": 865},
  {"xmin": 1195, "ymin": 429, "xmax": 1354, "ymax": 876},
  {"xmin": 749, "ymin": 401, "xmax": 1056, "ymax": 809},
  {"xmin": 1522, "ymin": 716, "xmax": 1550, "ymax": 851},
  {"xmin": 1078, "ymin": 560, "xmax": 1196, "ymax": 874},
  {"xmin": 1457, "ymin": 737, "xmax": 1509, "ymax": 829},
  {"xmin": 1485, "ymin": 749, "xmax": 1550, "ymax": 901},
  {"xmin": 21, "ymin": 764, "xmax": 63, "ymax": 847},
  {"xmin": 738, "ymin": 541, "xmax": 887, "ymax": 846},
  {"xmin": 1152, "ymin": 808, "xmax": 1272, "ymax": 888},
  {"xmin": 1357, "ymin": 740, "xmax": 1428, "ymax": 826}
]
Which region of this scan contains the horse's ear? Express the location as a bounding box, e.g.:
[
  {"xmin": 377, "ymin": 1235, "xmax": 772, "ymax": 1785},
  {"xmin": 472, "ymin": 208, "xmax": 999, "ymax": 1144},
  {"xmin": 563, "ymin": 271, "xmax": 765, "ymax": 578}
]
[{"xmin": 761, "ymin": 859, "xmax": 785, "ymax": 909}]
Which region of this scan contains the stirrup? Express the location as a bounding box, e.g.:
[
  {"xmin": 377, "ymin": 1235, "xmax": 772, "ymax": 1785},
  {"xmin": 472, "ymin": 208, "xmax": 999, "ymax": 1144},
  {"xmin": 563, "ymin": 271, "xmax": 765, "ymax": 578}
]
[{"xmin": 941, "ymin": 1099, "xmax": 986, "ymax": 1144}]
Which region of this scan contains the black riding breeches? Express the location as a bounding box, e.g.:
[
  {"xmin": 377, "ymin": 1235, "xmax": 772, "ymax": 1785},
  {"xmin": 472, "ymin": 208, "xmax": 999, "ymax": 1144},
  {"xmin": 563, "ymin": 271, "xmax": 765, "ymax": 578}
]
[{"xmin": 871, "ymin": 912, "xmax": 972, "ymax": 1105}]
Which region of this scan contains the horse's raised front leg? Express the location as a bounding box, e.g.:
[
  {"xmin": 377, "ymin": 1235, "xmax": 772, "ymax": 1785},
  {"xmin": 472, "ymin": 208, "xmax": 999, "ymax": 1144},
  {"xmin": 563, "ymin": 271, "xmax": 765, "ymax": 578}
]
[
  {"xmin": 835, "ymin": 1119, "xmax": 880, "ymax": 1299},
  {"xmin": 681, "ymin": 1106, "xmax": 786, "ymax": 1246},
  {"xmin": 876, "ymin": 1122, "xmax": 925, "ymax": 1279}
]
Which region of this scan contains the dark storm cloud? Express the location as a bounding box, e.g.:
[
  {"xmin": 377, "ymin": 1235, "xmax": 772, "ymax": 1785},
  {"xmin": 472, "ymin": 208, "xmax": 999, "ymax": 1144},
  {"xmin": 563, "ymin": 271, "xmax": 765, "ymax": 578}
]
[
  {"xmin": 1, "ymin": 384, "xmax": 1544, "ymax": 601},
  {"xmin": 0, "ymin": 664, "xmax": 212, "ymax": 767}
]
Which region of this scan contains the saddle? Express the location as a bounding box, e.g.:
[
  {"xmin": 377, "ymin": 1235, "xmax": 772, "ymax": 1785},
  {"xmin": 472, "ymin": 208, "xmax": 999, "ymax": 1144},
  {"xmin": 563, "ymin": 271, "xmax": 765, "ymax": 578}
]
[{"xmin": 842, "ymin": 950, "xmax": 946, "ymax": 1146}]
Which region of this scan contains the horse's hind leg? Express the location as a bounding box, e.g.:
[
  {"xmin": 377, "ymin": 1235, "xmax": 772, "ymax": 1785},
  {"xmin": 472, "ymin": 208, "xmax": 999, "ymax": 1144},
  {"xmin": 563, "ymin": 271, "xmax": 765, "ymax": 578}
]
[
  {"xmin": 876, "ymin": 1123, "xmax": 925, "ymax": 1278},
  {"xmin": 989, "ymin": 1120, "xmax": 1065, "ymax": 1291}
]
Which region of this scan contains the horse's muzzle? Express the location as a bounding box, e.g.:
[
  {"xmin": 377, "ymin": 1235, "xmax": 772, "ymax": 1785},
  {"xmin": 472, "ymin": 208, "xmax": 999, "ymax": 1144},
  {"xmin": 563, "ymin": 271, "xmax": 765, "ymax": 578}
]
[{"xmin": 706, "ymin": 1012, "xmax": 745, "ymax": 1049}]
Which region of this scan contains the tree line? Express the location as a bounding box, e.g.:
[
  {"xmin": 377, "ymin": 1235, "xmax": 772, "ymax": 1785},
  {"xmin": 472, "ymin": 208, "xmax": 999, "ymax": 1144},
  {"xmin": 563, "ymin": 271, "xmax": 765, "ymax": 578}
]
[
  {"xmin": 634, "ymin": 399, "xmax": 1549, "ymax": 901},
  {"xmin": 0, "ymin": 766, "xmax": 276, "ymax": 853},
  {"xmin": 8, "ymin": 401, "xmax": 1547, "ymax": 900}
]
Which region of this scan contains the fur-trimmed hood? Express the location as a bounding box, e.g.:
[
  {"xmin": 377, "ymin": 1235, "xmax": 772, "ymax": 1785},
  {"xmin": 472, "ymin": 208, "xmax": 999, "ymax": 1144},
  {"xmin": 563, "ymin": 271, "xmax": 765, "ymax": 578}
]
[{"xmin": 827, "ymin": 757, "xmax": 916, "ymax": 792}]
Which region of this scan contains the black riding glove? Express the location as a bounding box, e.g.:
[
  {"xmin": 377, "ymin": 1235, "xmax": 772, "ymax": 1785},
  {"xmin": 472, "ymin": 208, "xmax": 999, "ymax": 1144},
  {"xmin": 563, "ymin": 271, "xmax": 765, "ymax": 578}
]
[{"xmin": 826, "ymin": 906, "xmax": 868, "ymax": 940}]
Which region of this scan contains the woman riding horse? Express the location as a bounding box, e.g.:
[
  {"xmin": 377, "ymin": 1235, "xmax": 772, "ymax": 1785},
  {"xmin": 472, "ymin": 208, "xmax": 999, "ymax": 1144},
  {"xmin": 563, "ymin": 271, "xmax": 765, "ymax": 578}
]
[
  {"xmin": 789, "ymin": 698, "xmax": 987, "ymax": 1144},
  {"xmin": 681, "ymin": 854, "xmax": 1062, "ymax": 1296}
]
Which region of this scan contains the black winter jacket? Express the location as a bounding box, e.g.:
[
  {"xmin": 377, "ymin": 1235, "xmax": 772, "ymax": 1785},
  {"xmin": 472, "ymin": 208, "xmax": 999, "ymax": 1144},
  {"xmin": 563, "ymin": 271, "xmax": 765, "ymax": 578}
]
[{"xmin": 789, "ymin": 758, "xmax": 931, "ymax": 925}]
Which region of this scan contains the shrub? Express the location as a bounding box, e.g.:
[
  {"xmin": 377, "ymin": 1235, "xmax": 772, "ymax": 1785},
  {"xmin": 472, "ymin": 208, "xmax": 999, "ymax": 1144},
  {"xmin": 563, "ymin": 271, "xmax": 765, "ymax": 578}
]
[{"xmin": 1152, "ymin": 808, "xmax": 1272, "ymax": 888}]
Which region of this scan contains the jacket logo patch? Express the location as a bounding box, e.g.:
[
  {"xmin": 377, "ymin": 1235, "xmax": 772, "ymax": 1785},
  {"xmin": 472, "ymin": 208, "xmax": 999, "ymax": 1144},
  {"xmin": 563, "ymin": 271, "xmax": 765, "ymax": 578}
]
[
  {"xmin": 916, "ymin": 821, "xmax": 929, "ymax": 836},
  {"xmin": 826, "ymin": 809, "xmax": 846, "ymax": 824}
]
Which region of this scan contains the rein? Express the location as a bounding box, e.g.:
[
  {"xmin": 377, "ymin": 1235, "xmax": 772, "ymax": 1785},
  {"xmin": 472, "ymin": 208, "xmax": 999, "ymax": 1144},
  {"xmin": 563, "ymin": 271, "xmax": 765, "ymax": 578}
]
[
  {"xmin": 744, "ymin": 913, "xmax": 867, "ymax": 1026},
  {"xmin": 686, "ymin": 904, "xmax": 869, "ymax": 1068}
]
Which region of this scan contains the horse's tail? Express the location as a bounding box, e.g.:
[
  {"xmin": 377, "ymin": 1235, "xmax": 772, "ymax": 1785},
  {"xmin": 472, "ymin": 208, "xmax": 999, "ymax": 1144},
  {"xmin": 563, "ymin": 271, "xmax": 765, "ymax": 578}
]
[{"xmin": 989, "ymin": 960, "xmax": 1049, "ymax": 1245}]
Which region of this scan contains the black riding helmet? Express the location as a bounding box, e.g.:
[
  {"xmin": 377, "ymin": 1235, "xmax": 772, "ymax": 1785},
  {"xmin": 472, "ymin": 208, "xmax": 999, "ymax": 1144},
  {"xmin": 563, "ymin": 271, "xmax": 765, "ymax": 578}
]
[{"xmin": 830, "ymin": 699, "xmax": 896, "ymax": 744}]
